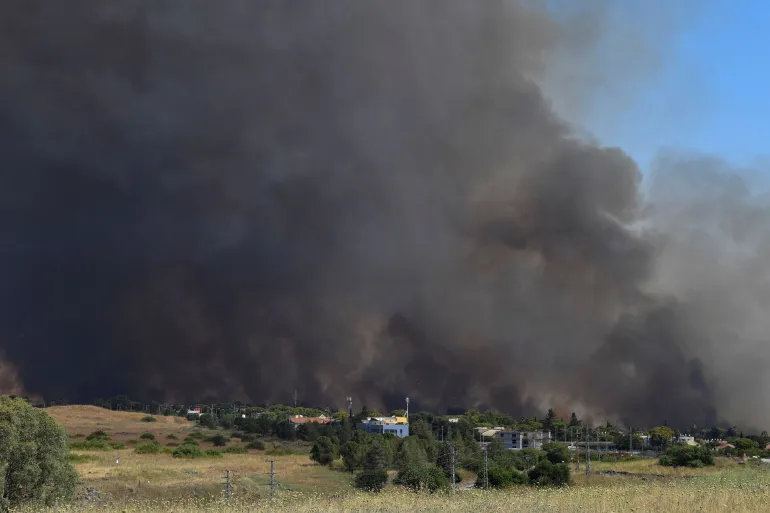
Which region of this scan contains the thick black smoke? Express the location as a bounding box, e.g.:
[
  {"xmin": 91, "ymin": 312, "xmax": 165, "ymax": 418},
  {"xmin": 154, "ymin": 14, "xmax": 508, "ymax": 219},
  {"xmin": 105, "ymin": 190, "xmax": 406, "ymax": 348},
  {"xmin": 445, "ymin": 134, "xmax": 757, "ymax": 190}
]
[{"xmin": 0, "ymin": 1, "xmax": 764, "ymax": 428}]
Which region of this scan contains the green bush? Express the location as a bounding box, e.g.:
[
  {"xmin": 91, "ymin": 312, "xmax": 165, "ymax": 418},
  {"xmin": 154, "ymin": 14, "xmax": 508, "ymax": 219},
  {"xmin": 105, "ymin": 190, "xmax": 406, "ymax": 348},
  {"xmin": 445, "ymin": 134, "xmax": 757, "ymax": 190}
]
[
  {"xmin": 247, "ymin": 440, "xmax": 265, "ymax": 450},
  {"xmin": 310, "ymin": 436, "xmax": 338, "ymax": 466},
  {"xmin": 140, "ymin": 416, "xmax": 157, "ymax": 423},
  {"xmin": 69, "ymin": 440, "xmax": 111, "ymax": 451},
  {"xmin": 204, "ymin": 450, "xmax": 224, "ymax": 458},
  {"xmin": 527, "ymin": 461, "xmax": 570, "ymax": 487},
  {"xmin": 542, "ymin": 442, "xmax": 570, "ymax": 464},
  {"xmin": 659, "ymin": 445, "xmax": 714, "ymax": 467},
  {"xmin": 477, "ymin": 465, "xmax": 528, "ymax": 488},
  {"xmin": 109, "ymin": 442, "xmax": 125, "ymax": 450},
  {"xmin": 135, "ymin": 442, "xmax": 162, "ymax": 454},
  {"xmin": 85, "ymin": 430, "xmax": 109, "ymax": 441},
  {"xmin": 209, "ymin": 433, "xmax": 229, "ymax": 447},
  {"xmin": 67, "ymin": 453, "xmax": 98, "ymax": 464},
  {"xmin": 166, "ymin": 434, "xmax": 178, "ymax": 440},
  {"xmin": 0, "ymin": 396, "xmax": 78, "ymax": 510},
  {"xmin": 223, "ymin": 446, "xmax": 248, "ymax": 454},
  {"xmin": 172, "ymin": 444, "xmax": 205, "ymax": 459},
  {"xmin": 139, "ymin": 433, "xmax": 155, "ymax": 441},
  {"xmin": 354, "ymin": 470, "xmax": 388, "ymax": 492},
  {"xmin": 394, "ymin": 463, "xmax": 449, "ymax": 492}
]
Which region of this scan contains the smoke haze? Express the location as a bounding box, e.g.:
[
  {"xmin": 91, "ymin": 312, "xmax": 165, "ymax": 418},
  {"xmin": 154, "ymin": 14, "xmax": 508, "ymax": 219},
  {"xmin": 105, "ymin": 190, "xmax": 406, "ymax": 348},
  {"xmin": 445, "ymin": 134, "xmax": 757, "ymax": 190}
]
[{"xmin": 1, "ymin": 1, "xmax": 767, "ymax": 428}]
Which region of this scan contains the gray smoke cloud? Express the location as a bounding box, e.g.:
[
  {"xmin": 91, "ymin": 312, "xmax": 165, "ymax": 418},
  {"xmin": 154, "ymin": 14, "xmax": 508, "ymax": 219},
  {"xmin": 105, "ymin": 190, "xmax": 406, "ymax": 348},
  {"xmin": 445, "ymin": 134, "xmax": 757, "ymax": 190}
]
[{"xmin": 0, "ymin": 1, "xmax": 764, "ymax": 428}]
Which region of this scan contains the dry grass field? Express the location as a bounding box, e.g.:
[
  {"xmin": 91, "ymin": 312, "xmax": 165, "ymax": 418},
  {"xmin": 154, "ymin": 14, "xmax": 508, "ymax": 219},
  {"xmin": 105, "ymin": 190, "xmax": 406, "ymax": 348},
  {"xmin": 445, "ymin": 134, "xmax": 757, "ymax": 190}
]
[
  {"xmin": 47, "ymin": 405, "xmax": 195, "ymax": 442},
  {"xmin": 30, "ymin": 406, "xmax": 770, "ymax": 512}
]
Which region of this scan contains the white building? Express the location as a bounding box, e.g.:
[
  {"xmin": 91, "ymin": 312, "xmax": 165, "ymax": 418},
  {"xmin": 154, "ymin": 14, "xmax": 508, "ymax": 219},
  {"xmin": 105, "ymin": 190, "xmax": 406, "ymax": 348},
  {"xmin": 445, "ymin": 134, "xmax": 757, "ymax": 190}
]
[
  {"xmin": 498, "ymin": 430, "xmax": 551, "ymax": 450},
  {"xmin": 676, "ymin": 435, "xmax": 697, "ymax": 446}
]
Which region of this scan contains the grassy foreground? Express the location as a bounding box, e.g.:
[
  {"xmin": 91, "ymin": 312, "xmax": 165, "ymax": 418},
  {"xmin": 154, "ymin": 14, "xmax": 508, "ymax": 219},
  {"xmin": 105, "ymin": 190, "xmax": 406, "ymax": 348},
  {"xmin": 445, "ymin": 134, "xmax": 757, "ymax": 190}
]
[{"xmin": 16, "ymin": 466, "xmax": 770, "ymax": 512}]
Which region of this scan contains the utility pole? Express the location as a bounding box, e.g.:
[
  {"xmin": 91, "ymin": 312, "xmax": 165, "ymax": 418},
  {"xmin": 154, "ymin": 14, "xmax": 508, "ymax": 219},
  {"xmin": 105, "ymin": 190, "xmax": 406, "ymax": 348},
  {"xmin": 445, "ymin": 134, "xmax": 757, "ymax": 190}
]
[
  {"xmin": 629, "ymin": 426, "xmax": 633, "ymax": 453},
  {"xmin": 585, "ymin": 425, "xmax": 591, "ymax": 477},
  {"xmin": 451, "ymin": 443, "xmax": 456, "ymax": 493},
  {"xmin": 575, "ymin": 427, "xmax": 580, "ymax": 471},
  {"xmin": 293, "ymin": 390, "xmax": 298, "ymax": 408},
  {"xmin": 225, "ymin": 470, "xmax": 231, "ymax": 499},
  {"xmin": 268, "ymin": 460, "xmax": 276, "ymax": 498},
  {"xmin": 346, "ymin": 396, "xmax": 353, "ymax": 418},
  {"xmin": 483, "ymin": 443, "xmax": 489, "ymax": 490}
]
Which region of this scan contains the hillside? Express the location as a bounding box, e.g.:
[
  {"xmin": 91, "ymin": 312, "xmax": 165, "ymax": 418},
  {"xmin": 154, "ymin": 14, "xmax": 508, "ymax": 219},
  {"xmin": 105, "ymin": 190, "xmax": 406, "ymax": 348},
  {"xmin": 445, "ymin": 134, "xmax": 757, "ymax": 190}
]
[{"xmin": 47, "ymin": 405, "xmax": 194, "ymax": 441}]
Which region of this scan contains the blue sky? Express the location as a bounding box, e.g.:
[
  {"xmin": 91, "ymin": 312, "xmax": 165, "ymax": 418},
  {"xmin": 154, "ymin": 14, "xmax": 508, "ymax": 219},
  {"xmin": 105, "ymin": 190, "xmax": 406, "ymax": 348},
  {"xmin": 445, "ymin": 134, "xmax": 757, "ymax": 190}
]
[{"xmin": 579, "ymin": 1, "xmax": 770, "ymax": 173}]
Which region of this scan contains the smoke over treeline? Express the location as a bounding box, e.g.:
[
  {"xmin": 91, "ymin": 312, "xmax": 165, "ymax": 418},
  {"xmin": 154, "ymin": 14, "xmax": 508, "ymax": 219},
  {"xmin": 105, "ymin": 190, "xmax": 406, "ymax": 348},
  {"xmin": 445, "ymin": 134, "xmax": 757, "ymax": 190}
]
[{"xmin": 1, "ymin": 1, "xmax": 768, "ymax": 429}]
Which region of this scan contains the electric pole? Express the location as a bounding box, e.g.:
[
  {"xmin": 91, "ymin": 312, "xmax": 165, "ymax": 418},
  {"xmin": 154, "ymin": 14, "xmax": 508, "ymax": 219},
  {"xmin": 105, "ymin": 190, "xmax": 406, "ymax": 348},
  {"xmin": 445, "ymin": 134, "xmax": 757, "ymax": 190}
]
[
  {"xmin": 629, "ymin": 426, "xmax": 633, "ymax": 453},
  {"xmin": 293, "ymin": 390, "xmax": 298, "ymax": 408},
  {"xmin": 268, "ymin": 459, "xmax": 275, "ymax": 498},
  {"xmin": 451, "ymin": 443, "xmax": 456, "ymax": 493},
  {"xmin": 585, "ymin": 425, "xmax": 591, "ymax": 477},
  {"xmin": 483, "ymin": 443, "xmax": 489, "ymax": 490}
]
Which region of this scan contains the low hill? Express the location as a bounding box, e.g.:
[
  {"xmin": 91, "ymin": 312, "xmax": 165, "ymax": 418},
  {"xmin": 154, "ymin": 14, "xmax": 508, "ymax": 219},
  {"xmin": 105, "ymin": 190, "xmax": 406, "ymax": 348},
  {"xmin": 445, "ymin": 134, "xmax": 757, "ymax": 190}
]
[{"xmin": 46, "ymin": 405, "xmax": 193, "ymax": 441}]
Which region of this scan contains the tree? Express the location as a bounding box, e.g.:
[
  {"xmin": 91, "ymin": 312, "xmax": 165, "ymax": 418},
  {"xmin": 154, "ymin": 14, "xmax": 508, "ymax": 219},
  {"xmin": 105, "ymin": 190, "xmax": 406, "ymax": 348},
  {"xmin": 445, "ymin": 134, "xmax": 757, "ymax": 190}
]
[
  {"xmin": 543, "ymin": 409, "xmax": 557, "ymax": 432},
  {"xmin": 310, "ymin": 436, "xmax": 337, "ymax": 466},
  {"xmin": 393, "ymin": 463, "xmax": 449, "ymax": 492},
  {"xmin": 0, "ymin": 396, "xmax": 78, "ymax": 510},
  {"xmin": 649, "ymin": 426, "xmax": 676, "ymax": 449},
  {"xmin": 542, "ymin": 442, "xmax": 569, "ymax": 464},
  {"xmin": 354, "ymin": 441, "xmax": 389, "ymax": 492},
  {"xmin": 341, "ymin": 441, "xmax": 366, "ymax": 472},
  {"xmin": 569, "ymin": 412, "xmax": 580, "ymax": 426},
  {"xmin": 527, "ymin": 460, "xmax": 570, "ymax": 486},
  {"xmin": 296, "ymin": 422, "xmax": 320, "ymax": 442},
  {"xmin": 394, "ymin": 436, "xmax": 427, "ymax": 470}
]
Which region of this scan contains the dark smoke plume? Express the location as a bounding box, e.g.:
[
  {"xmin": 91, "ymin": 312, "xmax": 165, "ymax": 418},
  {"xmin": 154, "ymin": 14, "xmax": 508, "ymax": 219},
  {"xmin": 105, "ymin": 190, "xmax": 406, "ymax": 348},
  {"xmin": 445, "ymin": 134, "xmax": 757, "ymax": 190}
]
[{"xmin": 0, "ymin": 1, "xmax": 765, "ymax": 428}]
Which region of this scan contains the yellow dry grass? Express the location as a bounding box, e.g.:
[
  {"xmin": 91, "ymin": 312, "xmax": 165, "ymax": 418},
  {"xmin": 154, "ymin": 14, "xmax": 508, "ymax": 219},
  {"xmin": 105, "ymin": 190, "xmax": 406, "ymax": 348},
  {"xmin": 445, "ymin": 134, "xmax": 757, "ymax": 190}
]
[
  {"xmin": 47, "ymin": 405, "xmax": 194, "ymax": 441},
  {"xmin": 20, "ymin": 466, "xmax": 770, "ymax": 512},
  {"xmin": 68, "ymin": 448, "xmax": 352, "ymax": 501}
]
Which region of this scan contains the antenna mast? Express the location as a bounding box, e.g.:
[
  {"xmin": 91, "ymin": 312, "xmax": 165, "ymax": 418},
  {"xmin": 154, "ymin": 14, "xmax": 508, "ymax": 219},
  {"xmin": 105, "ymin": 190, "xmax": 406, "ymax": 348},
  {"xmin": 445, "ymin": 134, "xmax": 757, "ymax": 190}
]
[{"xmin": 405, "ymin": 397, "xmax": 410, "ymax": 419}]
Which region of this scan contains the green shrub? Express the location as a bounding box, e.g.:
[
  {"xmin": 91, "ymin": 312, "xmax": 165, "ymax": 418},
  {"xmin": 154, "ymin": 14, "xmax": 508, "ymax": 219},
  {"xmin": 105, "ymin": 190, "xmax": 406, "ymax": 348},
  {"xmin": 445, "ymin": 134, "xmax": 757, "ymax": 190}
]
[
  {"xmin": 477, "ymin": 465, "xmax": 528, "ymax": 488},
  {"xmin": 166, "ymin": 434, "xmax": 178, "ymax": 440},
  {"xmin": 172, "ymin": 444, "xmax": 205, "ymax": 458},
  {"xmin": 223, "ymin": 446, "xmax": 248, "ymax": 454},
  {"xmin": 394, "ymin": 463, "xmax": 449, "ymax": 492},
  {"xmin": 659, "ymin": 445, "xmax": 714, "ymax": 467},
  {"xmin": 85, "ymin": 430, "xmax": 109, "ymax": 441},
  {"xmin": 135, "ymin": 442, "xmax": 162, "ymax": 455},
  {"xmin": 209, "ymin": 433, "xmax": 229, "ymax": 447},
  {"xmin": 72, "ymin": 433, "xmax": 85, "ymax": 439},
  {"xmin": 354, "ymin": 470, "xmax": 388, "ymax": 492},
  {"xmin": 67, "ymin": 453, "xmax": 98, "ymax": 464},
  {"xmin": 139, "ymin": 433, "xmax": 155, "ymax": 441},
  {"xmin": 310, "ymin": 436, "xmax": 338, "ymax": 466},
  {"xmin": 69, "ymin": 440, "xmax": 111, "ymax": 451},
  {"xmin": 0, "ymin": 396, "xmax": 78, "ymax": 510},
  {"xmin": 205, "ymin": 450, "xmax": 224, "ymax": 458},
  {"xmin": 527, "ymin": 461, "xmax": 570, "ymax": 487},
  {"xmin": 109, "ymin": 442, "xmax": 125, "ymax": 450},
  {"xmin": 247, "ymin": 440, "xmax": 265, "ymax": 450},
  {"xmin": 140, "ymin": 416, "xmax": 157, "ymax": 423}
]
